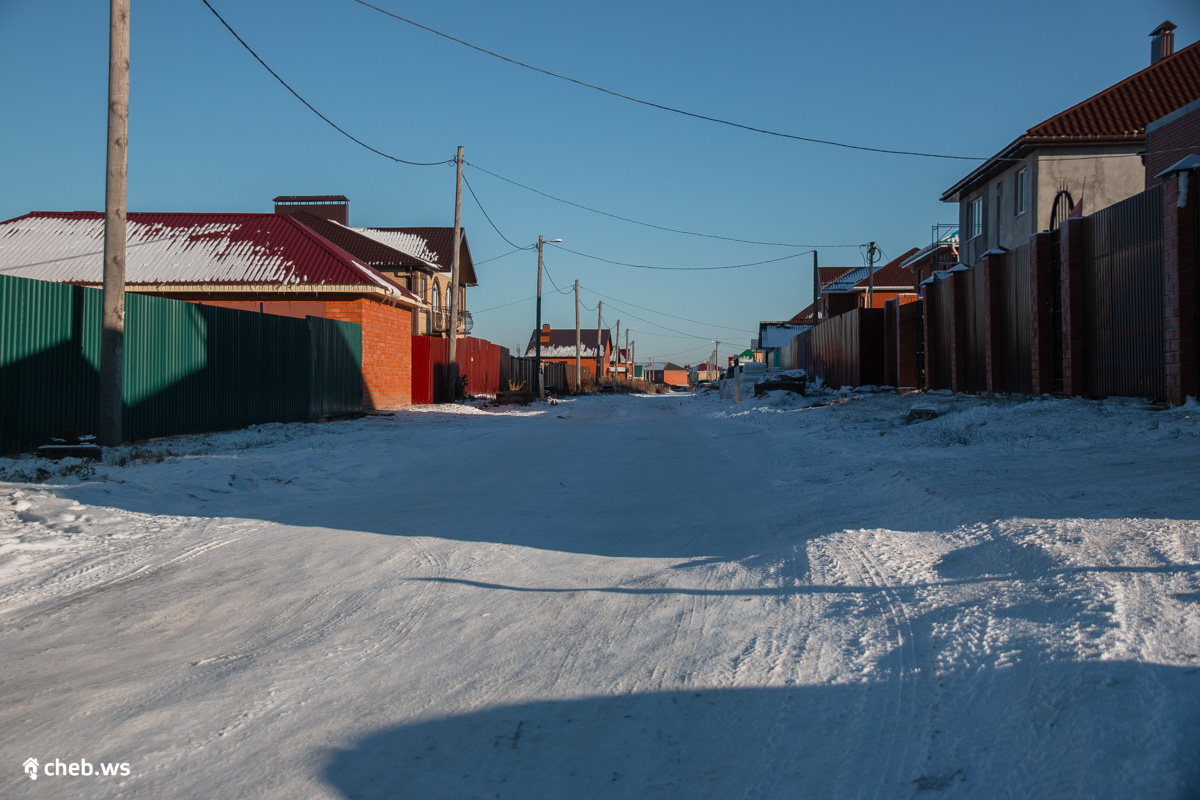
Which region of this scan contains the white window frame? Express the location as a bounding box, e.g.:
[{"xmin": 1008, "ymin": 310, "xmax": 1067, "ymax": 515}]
[
  {"xmin": 968, "ymin": 196, "xmax": 983, "ymax": 240},
  {"xmin": 1015, "ymin": 168, "xmax": 1027, "ymax": 217}
]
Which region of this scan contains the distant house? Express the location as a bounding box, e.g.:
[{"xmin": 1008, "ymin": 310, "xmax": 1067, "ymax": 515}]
[
  {"xmin": 274, "ymin": 196, "xmax": 478, "ymax": 339},
  {"xmin": 645, "ymin": 362, "xmax": 688, "ymax": 387},
  {"xmin": 792, "ymin": 249, "xmax": 921, "ymax": 321},
  {"xmin": 0, "ymin": 210, "xmax": 423, "ymax": 409},
  {"xmin": 757, "ymin": 321, "xmax": 811, "ymax": 368},
  {"xmin": 941, "ymin": 22, "xmax": 1200, "ymax": 266},
  {"xmin": 525, "ymin": 324, "xmax": 614, "ymax": 381},
  {"xmin": 900, "ymin": 228, "xmax": 960, "ymax": 290}
]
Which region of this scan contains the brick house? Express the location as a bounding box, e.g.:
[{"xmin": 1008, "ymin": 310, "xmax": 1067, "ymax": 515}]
[
  {"xmin": 524, "ymin": 324, "xmax": 615, "ymax": 381},
  {"xmin": 274, "ymin": 196, "xmax": 477, "ymax": 339},
  {"xmin": 0, "ymin": 211, "xmax": 424, "ymax": 409},
  {"xmin": 1145, "ymin": 98, "xmax": 1200, "ymax": 189},
  {"xmin": 789, "ymin": 250, "xmax": 921, "ymax": 321},
  {"xmin": 941, "ymin": 22, "xmax": 1200, "ymax": 267}
]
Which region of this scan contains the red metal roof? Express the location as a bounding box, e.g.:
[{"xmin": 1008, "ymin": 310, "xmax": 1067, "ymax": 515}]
[
  {"xmin": 356, "ymin": 226, "xmax": 478, "ymax": 286},
  {"xmin": 0, "ymin": 211, "xmax": 420, "ymax": 303},
  {"xmin": 851, "ymin": 248, "xmax": 921, "ymax": 289},
  {"xmin": 289, "ymin": 211, "xmax": 433, "ymax": 270}
]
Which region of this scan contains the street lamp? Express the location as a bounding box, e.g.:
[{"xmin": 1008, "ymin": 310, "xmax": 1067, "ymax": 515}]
[{"xmin": 536, "ymin": 236, "xmax": 563, "ymax": 400}]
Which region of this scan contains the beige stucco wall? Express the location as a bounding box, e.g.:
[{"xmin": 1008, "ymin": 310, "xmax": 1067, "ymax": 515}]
[{"xmin": 957, "ymin": 142, "xmax": 1144, "ymax": 265}]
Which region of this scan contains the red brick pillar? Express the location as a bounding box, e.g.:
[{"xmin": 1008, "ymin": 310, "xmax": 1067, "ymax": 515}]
[
  {"xmin": 981, "ymin": 251, "xmax": 1004, "ymax": 395},
  {"xmin": 1163, "ymin": 169, "xmax": 1199, "ymax": 405},
  {"xmin": 1029, "ymin": 232, "xmax": 1055, "ymax": 395},
  {"xmin": 1059, "ymin": 217, "xmax": 1087, "ymax": 396}
]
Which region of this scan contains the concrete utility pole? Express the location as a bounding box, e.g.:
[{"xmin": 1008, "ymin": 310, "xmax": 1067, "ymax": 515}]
[
  {"xmin": 612, "ymin": 320, "xmax": 620, "ymax": 392},
  {"xmin": 866, "ymin": 241, "xmax": 878, "ymax": 309},
  {"xmin": 595, "ymin": 301, "xmax": 603, "ymax": 383},
  {"xmin": 574, "ymin": 279, "xmax": 581, "ymax": 392},
  {"xmin": 446, "ymin": 146, "xmax": 464, "ymax": 401},
  {"xmin": 99, "ymin": 0, "xmax": 130, "ymax": 447},
  {"xmin": 535, "ymin": 235, "xmax": 563, "ymax": 400}
]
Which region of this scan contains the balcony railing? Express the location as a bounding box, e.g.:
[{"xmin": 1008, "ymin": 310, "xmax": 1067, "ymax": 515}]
[{"xmin": 431, "ymin": 309, "xmax": 474, "ymax": 334}]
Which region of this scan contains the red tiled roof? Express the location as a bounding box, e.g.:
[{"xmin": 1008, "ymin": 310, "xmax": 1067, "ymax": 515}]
[
  {"xmin": 1028, "ymin": 39, "xmax": 1200, "ymax": 141},
  {"xmin": 851, "ymin": 248, "xmax": 921, "ymax": 289},
  {"xmin": 943, "ymin": 38, "xmax": 1200, "ymax": 201},
  {"xmin": 0, "ymin": 211, "xmax": 420, "ymax": 303}
]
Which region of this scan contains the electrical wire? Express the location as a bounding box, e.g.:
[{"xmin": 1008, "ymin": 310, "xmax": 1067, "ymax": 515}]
[
  {"xmin": 202, "ymin": 0, "xmax": 454, "ymax": 167},
  {"xmin": 473, "ymin": 246, "xmax": 530, "ymax": 266},
  {"xmin": 461, "ymin": 172, "xmax": 534, "ymax": 251},
  {"xmin": 550, "ymin": 243, "xmax": 813, "ymax": 271},
  {"xmin": 350, "ymin": 0, "xmax": 992, "ymax": 162},
  {"xmin": 579, "ymin": 286, "xmax": 756, "ymax": 334},
  {"xmin": 463, "ymin": 162, "xmax": 858, "ymax": 248},
  {"xmin": 539, "ymin": 258, "xmax": 573, "ymax": 294},
  {"xmin": 472, "ymin": 295, "xmax": 536, "ymax": 314}
]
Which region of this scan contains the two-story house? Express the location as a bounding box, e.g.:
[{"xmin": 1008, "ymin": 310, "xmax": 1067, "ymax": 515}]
[{"xmin": 941, "ymin": 22, "xmax": 1200, "ymax": 266}]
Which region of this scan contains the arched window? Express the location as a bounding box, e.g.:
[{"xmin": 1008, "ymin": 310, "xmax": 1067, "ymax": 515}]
[{"xmin": 432, "ymin": 283, "xmax": 441, "ymax": 313}]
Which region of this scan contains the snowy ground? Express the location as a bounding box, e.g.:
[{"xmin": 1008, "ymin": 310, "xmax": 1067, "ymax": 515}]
[{"xmin": 1, "ymin": 388, "xmax": 1199, "ymax": 799}]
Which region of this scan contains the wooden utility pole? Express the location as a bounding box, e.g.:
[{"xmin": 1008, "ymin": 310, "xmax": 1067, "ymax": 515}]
[
  {"xmin": 866, "ymin": 241, "xmax": 878, "ymax": 309},
  {"xmin": 812, "ymin": 251, "xmax": 820, "ymax": 323},
  {"xmin": 574, "ymin": 279, "xmax": 581, "ymax": 392},
  {"xmin": 630, "ymin": 340, "xmax": 635, "ymax": 381},
  {"xmin": 612, "ymin": 320, "xmax": 620, "ymax": 391},
  {"xmin": 99, "ymin": 0, "xmax": 130, "ymax": 447},
  {"xmin": 595, "ymin": 301, "xmax": 603, "ymax": 382},
  {"xmin": 625, "ymin": 328, "xmax": 629, "ymax": 385},
  {"xmin": 446, "ymin": 146, "xmax": 464, "ymax": 401}
]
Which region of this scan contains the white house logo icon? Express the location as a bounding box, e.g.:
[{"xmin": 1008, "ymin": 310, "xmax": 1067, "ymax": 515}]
[{"xmin": 24, "ymin": 758, "xmax": 39, "ymax": 780}]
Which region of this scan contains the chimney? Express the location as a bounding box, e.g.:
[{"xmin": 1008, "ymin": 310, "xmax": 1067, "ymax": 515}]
[
  {"xmin": 273, "ymin": 195, "xmax": 349, "ymax": 225},
  {"xmin": 1150, "ymin": 21, "xmax": 1176, "ymax": 65},
  {"xmin": 540, "ymin": 324, "xmax": 551, "ymax": 344}
]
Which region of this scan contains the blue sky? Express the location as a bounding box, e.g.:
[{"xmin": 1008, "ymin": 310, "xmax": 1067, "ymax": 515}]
[{"xmin": 3, "ymin": 0, "xmax": 1198, "ymax": 364}]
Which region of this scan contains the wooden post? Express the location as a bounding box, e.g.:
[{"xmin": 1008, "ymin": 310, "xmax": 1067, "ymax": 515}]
[
  {"xmin": 612, "ymin": 320, "xmax": 620, "ymax": 391},
  {"xmin": 574, "ymin": 279, "xmax": 581, "ymax": 392},
  {"xmin": 595, "ymin": 301, "xmax": 603, "ymax": 382},
  {"xmin": 813, "ymin": 251, "xmax": 819, "ymax": 322},
  {"xmin": 446, "ymin": 146, "xmax": 464, "ymax": 401},
  {"xmin": 866, "ymin": 242, "xmax": 877, "ymax": 309},
  {"xmin": 99, "ymin": 0, "xmax": 130, "ymax": 447},
  {"xmin": 625, "ymin": 328, "xmax": 629, "ymax": 387}
]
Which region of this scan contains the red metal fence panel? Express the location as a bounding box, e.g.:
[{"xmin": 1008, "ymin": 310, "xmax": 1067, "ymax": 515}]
[{"xmin": 412, "ymin": 336, "xmax": 507, "ymax": 403}]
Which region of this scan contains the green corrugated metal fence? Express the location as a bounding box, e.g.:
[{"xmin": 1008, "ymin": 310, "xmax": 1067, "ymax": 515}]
[{"xmin": 1, "ymin": 275, "xmax": 363, "ymax": 454}]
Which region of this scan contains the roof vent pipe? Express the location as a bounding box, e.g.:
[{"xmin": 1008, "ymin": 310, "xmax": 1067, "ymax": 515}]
[{"xmin": 1151, "ymin": 21, "xmax": 1176, "ymax": 65}]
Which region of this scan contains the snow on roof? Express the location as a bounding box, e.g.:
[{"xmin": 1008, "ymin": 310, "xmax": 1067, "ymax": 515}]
[
  {"xmin": 353, "ymin": 227, "xmax": 443, "ymax": 269},
  {"xmin": 759, "ymin": 323, "xmax": 811, "ymax": 349},
  {"xmin": 0, "ymin": 212, "xmax": 421, "ymax": 303}
]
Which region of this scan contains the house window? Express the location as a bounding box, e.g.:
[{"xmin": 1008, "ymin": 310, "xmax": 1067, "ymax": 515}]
[
  {"xmin": 968, "ymin": 196, "xmax": 983, "ymax": 240},
  {"xmin": 1015, "ymin": 168, "xmax": 1027, "ymax": 216}
]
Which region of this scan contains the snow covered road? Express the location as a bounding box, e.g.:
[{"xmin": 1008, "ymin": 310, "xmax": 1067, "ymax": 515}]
[{"xmin": 2, "ymin": 390, "xmax": 1199, "ymax": 798}]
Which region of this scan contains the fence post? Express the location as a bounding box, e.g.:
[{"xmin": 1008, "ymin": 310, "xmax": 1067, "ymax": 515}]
[
  {"xmin": 1059, "ymin": 217, "xmax": 1088, "ymax": 396},
  {"xmin": 981, "ymin": 251, "xmax": 1003, "ymax": 395},
  {"xmin": 1163, "ymin": 167, "xmax": 1199, "ymax": 405},
  {"xmin": 1029, "ymin": 232, "xmax": 1055, "ymax": 395}
]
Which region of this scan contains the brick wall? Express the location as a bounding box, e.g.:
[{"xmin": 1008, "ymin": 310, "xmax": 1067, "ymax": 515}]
[
  {"xmin": 1147, "ymin": 103, "xmax": 1200, "ymax": 189},
  {"xmin": 326, "ymin": 298, "xmax": 414, "ymax": 409}
]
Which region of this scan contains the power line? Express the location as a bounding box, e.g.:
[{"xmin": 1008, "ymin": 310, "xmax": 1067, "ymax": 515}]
[
  {"xmin": 474, "ymin": 246, "xmax": 529, "ymax": 266},
  {"xmin": 350, "ymin": 0, "xmax": 991, "ymax": 162},
  {"xmin": 473, "ymin": 295, "xmax": 536, "ymax": 314},
  {"xmin": 202, "ymin": 0, "xmax": 454, "ymax": 167},
  {"xmin": 551, "ymin": 243, "xmax": 814, "ymax": 271},
  {"xmin": 580, "ymin": 286, "xmax": 755, "ymax": 334},
  {"xmin": 464, "ymin": 162, "xmax": 854, "ymax": 248},
  {"xmin": 461, "ymin": 172, "xmax": 534, "ymax": 251}
]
